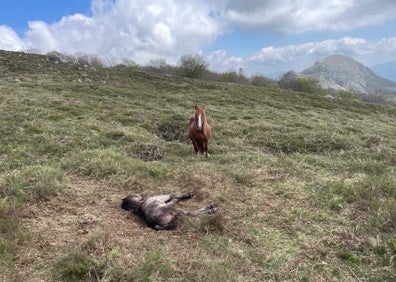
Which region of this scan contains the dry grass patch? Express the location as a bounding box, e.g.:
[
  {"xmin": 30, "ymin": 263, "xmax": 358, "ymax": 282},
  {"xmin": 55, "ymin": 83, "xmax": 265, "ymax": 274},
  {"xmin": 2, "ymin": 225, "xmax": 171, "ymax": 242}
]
[{"xmin": 5, "ymin": 173, "xmax": 231, "ymax": 281}]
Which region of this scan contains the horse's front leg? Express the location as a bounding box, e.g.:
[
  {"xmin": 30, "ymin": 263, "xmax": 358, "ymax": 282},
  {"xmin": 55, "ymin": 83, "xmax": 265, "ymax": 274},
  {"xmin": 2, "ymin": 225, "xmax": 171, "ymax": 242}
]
[
  {"xmin": 191, "ymin": 139, "xmax": 200, "ymax": 156},
  {"xmin": 204, "ymin": 139, "xmax": 210, "ymax": 158}
]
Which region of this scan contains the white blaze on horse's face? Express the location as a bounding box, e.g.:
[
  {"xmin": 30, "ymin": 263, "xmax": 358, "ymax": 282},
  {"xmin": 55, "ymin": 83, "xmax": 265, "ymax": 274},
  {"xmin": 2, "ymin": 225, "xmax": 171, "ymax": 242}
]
[{"xmin": 197, "ymin": 114, "xmax": 202, "ymax": 131}]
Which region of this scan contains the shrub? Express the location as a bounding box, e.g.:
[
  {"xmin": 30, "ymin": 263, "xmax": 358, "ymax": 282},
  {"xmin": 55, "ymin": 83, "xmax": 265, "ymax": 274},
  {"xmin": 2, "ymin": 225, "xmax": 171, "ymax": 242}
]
[
  {"xmin": 251, "ymin": 74, "xmax": 277, "ymax": 87},
  {"xmin": 278, "ymin": 70, "xmax": 299, "ymax": 91},
  {"xmin": 218, "ymin": 68, "xmax": 249, "ymax": 84},
  {"xmin": 278, "ymin": 71, "xmax": 321, "ymax": 93},
  {"xmin": 143, "ymin": 58, "xmax": 173, "ymax": 75},
  {"xmin": 296, "ymin": 77, "xmax": 321, "ymax": 93},
  {"xmin": 218, "ymin": 71, "xmax": 239, "ymax": 83},
  {"xmin": 176, "ymin": 54, "xmax": 208, "ymax": 78}
]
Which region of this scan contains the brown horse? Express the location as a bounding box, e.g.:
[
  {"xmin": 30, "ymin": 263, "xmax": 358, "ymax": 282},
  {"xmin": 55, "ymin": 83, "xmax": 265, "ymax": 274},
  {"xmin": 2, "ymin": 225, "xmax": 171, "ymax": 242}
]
[{"xmin": 189, "ymin": 104, "xmax": 211, "ymax": 158}]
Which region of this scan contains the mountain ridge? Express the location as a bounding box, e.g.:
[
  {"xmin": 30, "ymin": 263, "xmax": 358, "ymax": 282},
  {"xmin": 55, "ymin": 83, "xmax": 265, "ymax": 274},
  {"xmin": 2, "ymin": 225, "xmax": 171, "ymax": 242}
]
[
  {"xmin": 299, "ymin": 54, "xmax": 396, "ymax": 95},
  {"xmin": 370, "ymin": 60, "xmax": 396, "ymax": 82}
]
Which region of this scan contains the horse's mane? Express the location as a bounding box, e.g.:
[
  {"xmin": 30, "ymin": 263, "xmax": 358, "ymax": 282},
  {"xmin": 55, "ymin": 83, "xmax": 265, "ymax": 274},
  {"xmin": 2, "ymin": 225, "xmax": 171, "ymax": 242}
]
[{"xmin": 194, "ymin": 105, "xmax": 207, "ymax": 125}]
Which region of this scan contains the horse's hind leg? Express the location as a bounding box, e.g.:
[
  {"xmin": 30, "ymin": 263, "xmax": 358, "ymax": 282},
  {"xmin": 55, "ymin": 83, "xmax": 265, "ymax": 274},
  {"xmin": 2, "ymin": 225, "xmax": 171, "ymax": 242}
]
[
  {"xmin": 185, "ymin": 203, "xmax": 217, "ymax": 216},
  {"xmin": 166, "ymin": 192, "xmax": 193, "ymax": 204},
  {"xmin": 172, "ymin": 192, "xmax": 193, "ymax": 200},
  {"xmin": 151, "ymin": 194, "xmax": 173, "ymax": 203}
]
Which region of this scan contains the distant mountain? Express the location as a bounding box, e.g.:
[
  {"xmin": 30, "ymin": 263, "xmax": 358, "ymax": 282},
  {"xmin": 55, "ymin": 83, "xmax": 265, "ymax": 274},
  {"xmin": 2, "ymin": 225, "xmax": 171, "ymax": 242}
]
[
  {"xmin": 370, "ymin": 61, "xmax": 396, "ymax": 82},
  {"xmin": 299, "ymin": 54, "xmax": 396, "ymax": 95}
]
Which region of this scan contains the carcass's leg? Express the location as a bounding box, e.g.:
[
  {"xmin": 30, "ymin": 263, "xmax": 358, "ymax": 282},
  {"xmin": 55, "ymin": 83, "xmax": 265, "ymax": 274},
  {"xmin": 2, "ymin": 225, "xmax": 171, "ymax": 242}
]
[
  {"xmin": 166, "ymin": 192, "xmax": 193, "ymax": 204},
  {"xmin": 184, "ymin": 203, "xmax": 217, "ymax": 216},
  {"xmin": 150, "ymin": 194, "xmax": 173, "ymax": 203}
]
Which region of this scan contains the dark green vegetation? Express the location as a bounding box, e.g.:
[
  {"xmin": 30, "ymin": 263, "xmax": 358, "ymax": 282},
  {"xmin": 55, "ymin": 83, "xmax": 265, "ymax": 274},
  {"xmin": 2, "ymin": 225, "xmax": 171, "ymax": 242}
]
[{"xmin": 1, "ymin": 50, "xmax": 395, "ymax": 281}]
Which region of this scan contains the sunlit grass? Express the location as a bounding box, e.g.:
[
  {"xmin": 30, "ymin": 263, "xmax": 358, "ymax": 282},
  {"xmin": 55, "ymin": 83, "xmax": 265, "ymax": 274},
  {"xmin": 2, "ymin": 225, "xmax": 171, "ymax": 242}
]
[{"xmin": 1, "ymin": 50, "xmax": 395, "ymax": 281}]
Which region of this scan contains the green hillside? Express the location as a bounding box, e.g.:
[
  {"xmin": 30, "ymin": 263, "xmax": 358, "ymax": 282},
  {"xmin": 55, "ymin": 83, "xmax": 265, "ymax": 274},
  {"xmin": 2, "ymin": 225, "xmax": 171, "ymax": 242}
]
[{"xmin": 1, "ymin": 50, "xmax": 395, "ymax": 281}]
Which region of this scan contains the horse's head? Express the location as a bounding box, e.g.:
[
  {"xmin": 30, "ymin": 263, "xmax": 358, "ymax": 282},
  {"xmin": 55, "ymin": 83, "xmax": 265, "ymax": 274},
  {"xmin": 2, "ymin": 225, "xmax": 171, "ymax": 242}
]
[
  {"xmin": 121, "ymin": 194, "xmax": 144, "ymax": 213},
  {"xmin": 194, "ymin": 104, "xmax": 206, "ymax": 131}
]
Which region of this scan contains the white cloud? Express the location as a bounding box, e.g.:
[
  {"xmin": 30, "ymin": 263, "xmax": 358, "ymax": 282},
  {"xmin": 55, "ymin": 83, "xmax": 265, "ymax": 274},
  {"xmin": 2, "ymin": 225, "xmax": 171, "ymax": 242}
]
[
  {"xmin": 7, "ymin": 0, "xmax": 222, "ymax": 65},
  {"xmin": 0, "ymin": 26, "xmax": 26, "ymax": 51},
  {"xmin": 205, "ymin": 36, "xmax": 396, "ymax": 76},
  {"xmin": 90, "ymin": 0, "xmax": 222, "ymax": 63},
  {"xmin": 220, "ymin": 0, "xmax": 396, "ymax": 33},
  {"xmin": 207, "ymin": 49, "xmax": 244, "ymax": 72}
]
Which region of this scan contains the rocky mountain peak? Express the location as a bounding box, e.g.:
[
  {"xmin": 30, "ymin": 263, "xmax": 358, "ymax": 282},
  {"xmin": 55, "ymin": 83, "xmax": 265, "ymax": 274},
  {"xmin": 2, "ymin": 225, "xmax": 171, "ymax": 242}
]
[{"xmin": 300, "ymin": 54, "xmax": 396, "ymax": 94}]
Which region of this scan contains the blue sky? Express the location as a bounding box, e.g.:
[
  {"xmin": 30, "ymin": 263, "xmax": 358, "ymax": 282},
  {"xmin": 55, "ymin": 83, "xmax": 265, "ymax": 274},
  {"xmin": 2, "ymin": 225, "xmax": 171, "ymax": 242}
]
[
  {"xmin": 0, "ymin": 1, "xmax": 92, "ymax": 35},
  {"xmin": 1, "ymin": 0, "xmax": 396, "ymax": 78}
]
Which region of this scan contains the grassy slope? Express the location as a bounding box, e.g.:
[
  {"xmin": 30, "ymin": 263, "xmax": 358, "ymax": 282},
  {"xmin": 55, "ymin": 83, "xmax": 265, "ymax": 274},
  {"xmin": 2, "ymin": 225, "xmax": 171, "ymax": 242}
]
[{"xmin": 1, "ymin": 50, "xmax": 395, "ymax": 281}]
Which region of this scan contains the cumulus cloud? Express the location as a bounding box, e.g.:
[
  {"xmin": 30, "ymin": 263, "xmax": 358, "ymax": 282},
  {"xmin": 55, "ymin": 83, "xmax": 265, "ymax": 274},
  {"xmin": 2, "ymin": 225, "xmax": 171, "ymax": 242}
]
[
  {"xmin": 10, "ymin": 0, "xmax": 222, "ymax": 64},
  {"xmin": 0, "ymin": 26, "xmax": 26, "ymax": 51},
  {"xmin": 220, "ymin": 0, "xmax": 396, "ymax": 33},
  {"xmin": 207, "ymin": 49, "xmax": 244, "ymax": 73},
  {"xmin": 206, "ymin": 36, "xmax": 396, "ymax": 76}
]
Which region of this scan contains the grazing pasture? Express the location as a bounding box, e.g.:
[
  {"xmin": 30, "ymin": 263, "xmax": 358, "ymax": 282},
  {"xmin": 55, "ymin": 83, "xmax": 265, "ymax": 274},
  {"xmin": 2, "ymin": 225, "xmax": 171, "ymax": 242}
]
[{"xmin": 0, "ymin": 50, "xmax": 395, "ymax": 281}]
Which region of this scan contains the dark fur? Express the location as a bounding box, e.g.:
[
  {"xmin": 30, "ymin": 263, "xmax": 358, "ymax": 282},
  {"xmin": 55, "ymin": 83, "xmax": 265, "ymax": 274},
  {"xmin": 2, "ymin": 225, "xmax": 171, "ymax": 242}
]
[{"xmin": 121, "ymin": 192, "xmax": 217, "ymax": 230}]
